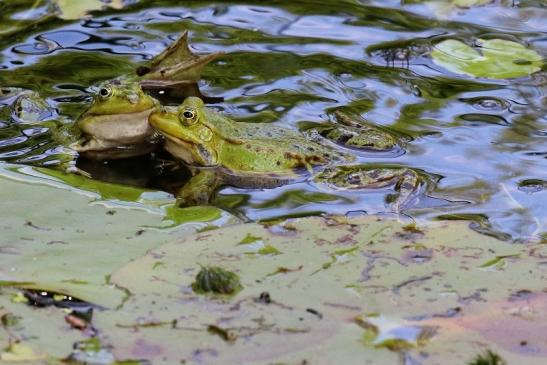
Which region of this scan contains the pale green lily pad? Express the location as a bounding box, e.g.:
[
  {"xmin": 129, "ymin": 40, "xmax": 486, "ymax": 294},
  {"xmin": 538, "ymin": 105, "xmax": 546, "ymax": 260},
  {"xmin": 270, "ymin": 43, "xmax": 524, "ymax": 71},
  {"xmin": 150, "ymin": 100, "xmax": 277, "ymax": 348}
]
[
  {"xmin": 431, "ymin": 38, "xmax": 543, "ymax": 79},
  {"xmin": 89, "ymin": 216, "xmax": 547, "ymax": 364},
  {"xmin": 53, "ymin": 0, "xmax": 127, "ymax": 20},
  {"xmin": 0, "ymin": 163, "xmax": 223, "ymax": 308},
  {"xmin": 3, "ymin": 171, "xmax": 547, "ymax": 363},
  {"xmin": 452, "ymin": 0, "xmax": 492, "ymax": 7},
  {"xmin": 406, "ymin": 0, "xmax": 507, "ymax": 20}
]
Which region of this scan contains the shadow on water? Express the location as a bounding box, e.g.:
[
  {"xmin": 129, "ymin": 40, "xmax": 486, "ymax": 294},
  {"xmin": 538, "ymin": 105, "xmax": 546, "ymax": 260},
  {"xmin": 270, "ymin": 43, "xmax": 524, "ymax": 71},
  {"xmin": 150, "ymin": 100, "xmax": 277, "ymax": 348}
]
[{"xmin": 0, "ymin": 0, "xmax": 545, "ymax": 241}]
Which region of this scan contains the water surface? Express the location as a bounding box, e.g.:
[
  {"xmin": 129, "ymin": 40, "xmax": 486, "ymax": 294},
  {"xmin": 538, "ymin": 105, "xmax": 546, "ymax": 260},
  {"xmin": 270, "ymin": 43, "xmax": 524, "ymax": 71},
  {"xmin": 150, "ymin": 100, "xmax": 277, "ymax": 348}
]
[{"xmin": 0, "ymin": 0, "xmax": 545, "ymax": 241}]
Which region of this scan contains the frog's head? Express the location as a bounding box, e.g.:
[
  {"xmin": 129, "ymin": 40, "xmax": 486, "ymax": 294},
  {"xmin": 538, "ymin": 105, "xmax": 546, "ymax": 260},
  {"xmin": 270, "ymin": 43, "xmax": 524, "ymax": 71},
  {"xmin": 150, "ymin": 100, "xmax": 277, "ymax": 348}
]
[
  {"xmin": 82, "ymin": 79, "xmax": 155, "ymax": 117},
  {"xmin": 1, "ymin": 88, "xmax": 56, "ymax": 123},
  {"xmin": 73, "ymin": 80, "xmax": 159, "ymax": 156},
  {"xmin": 149, "ymin": 96, "xmax": 219, "ymax": 166}
]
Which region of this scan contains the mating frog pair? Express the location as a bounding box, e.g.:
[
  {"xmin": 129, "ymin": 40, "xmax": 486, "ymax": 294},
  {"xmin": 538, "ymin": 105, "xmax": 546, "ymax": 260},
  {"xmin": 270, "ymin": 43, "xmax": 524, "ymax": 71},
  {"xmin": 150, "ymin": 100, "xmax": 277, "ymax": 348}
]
[
  {"xmin": 148, "ymin": 97, "xmax": 427, "ymax": 212},
  {"xmin": 41, "ymin": 30, "xmax": 427, "ymax": 212}
]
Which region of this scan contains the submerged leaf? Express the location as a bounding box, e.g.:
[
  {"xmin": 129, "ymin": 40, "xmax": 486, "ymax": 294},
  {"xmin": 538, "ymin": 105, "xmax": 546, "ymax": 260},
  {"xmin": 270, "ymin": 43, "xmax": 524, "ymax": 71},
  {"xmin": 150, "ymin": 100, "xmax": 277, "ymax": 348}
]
[
  {"xmin": 162, "ymin": 205, "xmax": 223, "ymax": 227},
  {"xmin": 38, "ymin": 167, "xmax": 149, "ymax": 202}
]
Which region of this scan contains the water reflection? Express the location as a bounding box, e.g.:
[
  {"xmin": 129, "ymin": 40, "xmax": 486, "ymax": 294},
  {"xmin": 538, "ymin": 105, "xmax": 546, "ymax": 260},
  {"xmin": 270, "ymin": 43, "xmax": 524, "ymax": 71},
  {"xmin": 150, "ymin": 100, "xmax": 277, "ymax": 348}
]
[{"xmin": 0, "ymin": 0, "xmax": 545, "ymax": 241}]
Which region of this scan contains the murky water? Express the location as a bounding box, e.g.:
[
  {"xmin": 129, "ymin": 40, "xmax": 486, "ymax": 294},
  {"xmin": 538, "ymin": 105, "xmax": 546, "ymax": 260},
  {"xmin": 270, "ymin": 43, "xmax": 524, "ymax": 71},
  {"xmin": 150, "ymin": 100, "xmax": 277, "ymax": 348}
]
[{"xmin": 0, "ymin": 0, "xmax": 545, "ymax": 241}]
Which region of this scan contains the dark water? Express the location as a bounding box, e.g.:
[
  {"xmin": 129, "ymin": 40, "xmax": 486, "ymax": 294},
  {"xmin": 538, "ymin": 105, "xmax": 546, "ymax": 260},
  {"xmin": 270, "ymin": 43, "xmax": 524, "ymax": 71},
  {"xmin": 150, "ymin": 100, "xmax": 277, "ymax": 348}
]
[{"xmin": 0, "ymin": 0, "xmax": 545, "ymax": 241}]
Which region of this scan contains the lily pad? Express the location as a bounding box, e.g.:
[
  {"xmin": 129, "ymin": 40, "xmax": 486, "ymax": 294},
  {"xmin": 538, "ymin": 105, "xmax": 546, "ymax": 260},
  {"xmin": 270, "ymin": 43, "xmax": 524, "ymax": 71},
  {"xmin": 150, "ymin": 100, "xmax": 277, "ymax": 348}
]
[
  {"xmin": 53, "ymin": 0, "xmax": 127, "ymax": 20},
  {"xmin": 3, "ymin": 167, "xmax": 547, "ymax": 363},
  {"xmin": 452, "ymin": 0, "xmax": 492, "ymax": 7},
  {"xmin": 0, "ymin": 163, "xmax": 209, "ymax": 308},
  {"xmin": 431, "ymin": 38, "xmax": 543, "ymax": 79},
  {"xmin": 91, "ymin": 216, "xmax": 547, "ymax": 364}
]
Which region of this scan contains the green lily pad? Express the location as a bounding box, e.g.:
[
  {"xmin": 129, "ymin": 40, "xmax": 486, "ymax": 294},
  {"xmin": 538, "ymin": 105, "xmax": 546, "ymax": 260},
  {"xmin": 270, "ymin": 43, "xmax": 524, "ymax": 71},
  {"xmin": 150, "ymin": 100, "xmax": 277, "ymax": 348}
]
[
  {"xmin": 0, "ymin": 163, "xmax": 208, "ymax": 308},
  {"xmin": 53, "ymin": 0, "xmax": 127, "ymax": 20},
  {"xmin": 37, "ymin": 167, "xmax": 153, "ymax": 202},
  {"xmin": 431, "ymin": 38, "xmax": 543, "ymax": 79}
]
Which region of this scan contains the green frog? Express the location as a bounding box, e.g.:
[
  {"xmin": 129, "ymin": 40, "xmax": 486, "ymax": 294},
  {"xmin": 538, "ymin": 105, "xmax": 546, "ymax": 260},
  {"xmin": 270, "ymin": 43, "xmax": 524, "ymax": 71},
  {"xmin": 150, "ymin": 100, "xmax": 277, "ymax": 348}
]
[
  {"xmin": 72, "ymin": 31, "xmax": 222, "ymax": 160},
  {"xmin": 0, "ymin": 87, "xmax": 86, "ymax": 173},
  {"xmin": 72, "ymin": 80, "xmax": 161, "ymax": 160},
  {"xmin": 0, "ymin": 87, "xmax": 57, "ymax": 124},
  {"xmin": 314, "ymin": 165, "xmax": 427, "ymax": 212},
  {"xmin": 149, "ymin": 97, "xmax": 427, "ymax": 211},
  {"xmin": 301, "ymin": 111, "xmax": 407, "ymax": 153}
]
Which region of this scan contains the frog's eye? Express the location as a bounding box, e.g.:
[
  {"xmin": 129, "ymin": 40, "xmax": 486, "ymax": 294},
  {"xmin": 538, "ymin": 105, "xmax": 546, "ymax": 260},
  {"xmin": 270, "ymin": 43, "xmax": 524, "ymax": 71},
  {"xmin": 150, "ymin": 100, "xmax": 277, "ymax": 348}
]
[
  {"xmin": 98, "ymin": 86, "xmax": 113, "ymax": 100},
  {"xmin": 179, "ymin": 108, "xmax": 198, "ymax": 125}
]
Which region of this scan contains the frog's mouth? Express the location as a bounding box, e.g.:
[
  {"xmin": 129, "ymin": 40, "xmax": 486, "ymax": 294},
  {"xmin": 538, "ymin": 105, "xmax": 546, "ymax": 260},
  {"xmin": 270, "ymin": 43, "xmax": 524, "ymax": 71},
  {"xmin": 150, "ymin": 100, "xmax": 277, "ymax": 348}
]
[
  {"xmin": 149, "ymin": 111, "xmax": 219, "ymax": 167},
  {"xmin": 162, "ymin": 134, "xmax": 219, "ymax": 167}
]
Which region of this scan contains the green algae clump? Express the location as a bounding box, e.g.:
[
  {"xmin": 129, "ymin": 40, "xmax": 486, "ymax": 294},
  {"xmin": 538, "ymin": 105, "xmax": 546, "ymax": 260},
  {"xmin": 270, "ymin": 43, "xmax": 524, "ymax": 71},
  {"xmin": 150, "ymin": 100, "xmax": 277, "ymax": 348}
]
[{"xmin": 192, "ymin": 266, "xmax": 243, "ymax": 295}]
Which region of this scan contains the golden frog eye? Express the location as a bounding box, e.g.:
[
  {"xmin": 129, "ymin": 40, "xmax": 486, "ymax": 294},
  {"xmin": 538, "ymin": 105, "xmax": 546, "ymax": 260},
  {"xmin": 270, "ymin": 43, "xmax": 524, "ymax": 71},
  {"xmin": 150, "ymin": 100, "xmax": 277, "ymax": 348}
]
[
  {"xmin": 98, "ymin": 86, "xmax": 113, "ymax": 100},
  {"xmin": 179, "ymin": 108, "xmax": 198, "ymax": 125}
]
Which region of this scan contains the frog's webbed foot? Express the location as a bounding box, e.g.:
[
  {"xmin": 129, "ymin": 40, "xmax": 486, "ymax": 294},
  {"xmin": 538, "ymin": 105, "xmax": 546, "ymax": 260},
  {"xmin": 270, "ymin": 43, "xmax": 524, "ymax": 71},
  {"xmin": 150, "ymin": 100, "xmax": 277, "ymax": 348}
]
[
  {"xmin": 58, "ymin": 158, "xmax": 92, "ymax": 179},
  {"xmin": 51, "ymin": 146, "xmax": 91, "ymax": 178},
  {"xmin": 66, "ymin": 165, "xmax": 92, "ymax": 179},
  {"xmin": 69, "ymin": 137, "xmax": 105, "ymax": 153},
  {"xmin": 176, "ymin": 169, "xmax": 221, "ymax": 207}
]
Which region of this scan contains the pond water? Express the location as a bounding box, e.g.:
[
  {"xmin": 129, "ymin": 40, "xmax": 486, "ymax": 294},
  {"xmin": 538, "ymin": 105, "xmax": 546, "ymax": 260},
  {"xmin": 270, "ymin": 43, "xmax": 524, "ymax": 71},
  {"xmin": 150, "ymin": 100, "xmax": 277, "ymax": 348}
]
[{"xmin": 0, "ymin": 0, "xmax": 545, "ymax": 241}]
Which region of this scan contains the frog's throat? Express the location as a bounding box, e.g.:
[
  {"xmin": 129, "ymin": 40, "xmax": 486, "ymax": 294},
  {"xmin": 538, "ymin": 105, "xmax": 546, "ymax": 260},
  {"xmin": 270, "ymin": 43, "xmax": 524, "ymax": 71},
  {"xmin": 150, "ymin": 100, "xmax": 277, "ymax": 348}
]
[
  {"xmin": 163, "ymin": 134, "xmax": 219, "ymax": 167},
  {"xmin": 70, "ymin": 139, "xmax": 158, "ymax": 160},
  {"xmin": 78, "ymin": 108, "xmax": 155, "ymax": 145}
]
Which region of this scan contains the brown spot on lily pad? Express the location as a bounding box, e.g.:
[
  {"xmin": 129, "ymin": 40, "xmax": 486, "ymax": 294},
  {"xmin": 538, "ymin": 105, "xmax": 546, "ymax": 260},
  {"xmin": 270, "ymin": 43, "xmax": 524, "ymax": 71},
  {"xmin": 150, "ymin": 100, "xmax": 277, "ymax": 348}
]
[{"xmin": 131, "ymin": 338, "xmax": 163, "ymax": 358}]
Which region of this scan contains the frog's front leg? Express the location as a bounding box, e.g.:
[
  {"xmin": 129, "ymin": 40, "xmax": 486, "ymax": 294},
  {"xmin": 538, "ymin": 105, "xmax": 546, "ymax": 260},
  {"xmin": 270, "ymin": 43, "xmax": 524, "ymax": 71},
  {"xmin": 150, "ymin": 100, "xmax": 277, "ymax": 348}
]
[
  {"xmin": 391, "ymin": 168, "xmax": 421, "ymax": 212},
  {"xmin": 55, "ymin": 149, "xmax": 92, "ymax": 178},
  {"xmin": 176, "ymin": 168, "xmax": 222, "ymax": 206}
]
